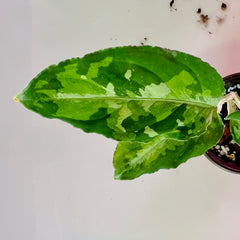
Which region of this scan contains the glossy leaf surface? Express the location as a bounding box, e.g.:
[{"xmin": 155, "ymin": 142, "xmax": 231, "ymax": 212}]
[
  {"xmin": 226, "ymin": 111, "xmax": 240, "ymax": 145},
  {"xmin": 15, "ymin": 46, "xmax": 225, "ymax": 179},
  {"xmin": 229, "ymin": 119, "xmax": 240, "ymax": 145},
  {"xmin": 113, "ymin": 110, "xmax": 223, "ymax": 179},
  {"xmin": 226, "ymin": 111, "xmax": 240, "ymax": 121}
]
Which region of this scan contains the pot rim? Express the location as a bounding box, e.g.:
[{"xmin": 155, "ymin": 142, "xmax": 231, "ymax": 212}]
[{"xmin": 205, "ymin": 72, "xmax": 240, "ymax": 173}]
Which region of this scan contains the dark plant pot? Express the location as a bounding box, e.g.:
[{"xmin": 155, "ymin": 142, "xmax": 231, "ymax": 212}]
[{"xmin": 205, "ymin": 72, "xmax": 240, "ymax": 173}]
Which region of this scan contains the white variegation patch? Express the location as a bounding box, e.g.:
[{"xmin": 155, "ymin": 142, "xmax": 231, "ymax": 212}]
[
  {"xmin": 80, "ymin": 75, "xmax": 87, "ymax": 80},
  {"xmin": 115, "ymin": 104, "xmax": 132, "ymax": 132},
  {"xmin": 176, "ymin": 119, "xmax": 184, "ymax": 127},
  {"xmin": 56, "ymin": 93, "xmax": 82, "ymax": 98},
  {"xmin": 106, "ymin": 100, "xmax": 122, "ymax": 110},
  {"xmin": 141, "ymin": 101, "xmax": 154, "ymax": 111},
  {"xmin": 124, "ymin": 69, "xmax": 132, "ymax": 81},
  {"xmin": 206, "ymin": 110, "xmax": 213, "ymax": 123},
  {"xmin": 144, "ymin": 126, "xmax": 158, "ymax": 137},
  {"xmin": 126, "ymin": 90, "xmax": 137, "ymax": 97},
  {"xmin": 106, "ymin": 83, "xmax": 116, "ymax": 96},
  {"xmin": 139, "ymin": 83, "xmax": 171, "ymax": 98}
]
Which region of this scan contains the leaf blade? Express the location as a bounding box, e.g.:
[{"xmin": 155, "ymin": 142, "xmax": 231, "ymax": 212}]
[
  {"xmin": 16, "ymin": 46, "xmax": 224, "ymax": 142},
  {"xmin": 113, "ymin": 111, "xmax": 223, "ymax": 180},
  {"xmin": 226, "ymin": 111, "xmax": 240, "ymax": 120},
  {"xmin": 229, "ymin": 119, "xmax": 240, "ymax": 145}
]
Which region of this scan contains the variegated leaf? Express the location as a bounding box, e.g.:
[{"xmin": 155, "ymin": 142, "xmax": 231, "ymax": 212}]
[
  {"xmin": 15, "ymin": 46, "xmax": 225, "ymax": 179},
  {"xmin": 15, "ymin": 46, "xmax": 224, "ymax": 142},
  {"xmin": 113, "ymin": 110, "xmax": 223, "ymax": 180}
]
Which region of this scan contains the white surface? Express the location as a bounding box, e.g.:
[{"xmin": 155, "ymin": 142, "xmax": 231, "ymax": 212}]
[{"xmin": 1, "ymin": 0, "xmax": 240, "ymax": 239}]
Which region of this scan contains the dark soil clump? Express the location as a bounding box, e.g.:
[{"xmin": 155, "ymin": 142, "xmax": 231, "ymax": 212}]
[
  {"xmin": 221, "ymin": 3, "xmax": 227, "ymax": 10},
  {"xmin": 200, "ymin": 14, "xmax": 209, "ymax": 25}
]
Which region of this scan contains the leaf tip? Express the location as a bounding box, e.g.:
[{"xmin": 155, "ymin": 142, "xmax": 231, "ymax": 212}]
[
  {"xmin": 14, "ymin": 95, "xmax": 20, "ymax": 103},
  {"xmin": 13, "ymin": 92, "xmax": 24, "ymax": 103}
]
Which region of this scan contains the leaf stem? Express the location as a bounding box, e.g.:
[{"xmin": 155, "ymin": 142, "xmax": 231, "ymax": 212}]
[{"xmin": 217, "ymin": 91, "xmax": 240, "ymax": 115}]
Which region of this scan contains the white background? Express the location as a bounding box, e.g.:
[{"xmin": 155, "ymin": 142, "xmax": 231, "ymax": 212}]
[{"xmin": 1, "ymin": 0, "xmax": 240, "ymax": 239}]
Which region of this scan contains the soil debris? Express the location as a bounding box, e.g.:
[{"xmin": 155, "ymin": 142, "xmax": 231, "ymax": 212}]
[
  {"xmin": 221, "ymin": 3, "xmax": 227, "ymax": 10},
  {"xmin": 211, "ymin": 122, "xmax": 240, "ymax": 163},
  {"xmin": 170, "ymin": 0, "xmax": 174, "ymax": 8},
  {"xmin": 170, "ymin": 2, "xmax": 230, "ymax": 32},
  {"xmin": 140, "ymin": 37, "xmax": 148, "ymax": 46},
  {"xmin": 217, "ymin": 16, "xmax": 225, "ymax": 25},
  {"xmin": 199, "ymin": 14, "xmax": 209, "ymax": 26},
  {"xmin": 228, "ymin": 153, "xmax": 236, "ymax": 161},
  {"xmin": 170, "ymin": 0, "xmax": 177, "ymax": 11}
]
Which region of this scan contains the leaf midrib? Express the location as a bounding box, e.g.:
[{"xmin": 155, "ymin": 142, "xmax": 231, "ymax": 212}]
[{"xmin": 19, "ymin": 95, "xmax": 216, "ymax": 109}]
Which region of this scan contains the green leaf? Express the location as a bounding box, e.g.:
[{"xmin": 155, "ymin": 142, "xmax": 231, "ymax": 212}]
[
  {"xmin": 230, "ymin": 119, "xmax": 240, "ymax": 145},
  {"xmin": 113, "ymin": 111, "xmax": 223, "ymax": 180},
  {"xmin": 225, "ymin": 111, "xmax": 240, "ymax": 145},
  {"xmin": 226, "ymin": 111, "xmax": 240, "ymax": 120},
  {"xmin": 229, "ymin": 119, "xmax": 240, "ymax": 145},
  {"xmin": 15, "ymin": 46, "xmax": 225, "ymax": 143},
  {"xmin": 15, "ymin": 46, "xmax": 225, "ymax": 179}
]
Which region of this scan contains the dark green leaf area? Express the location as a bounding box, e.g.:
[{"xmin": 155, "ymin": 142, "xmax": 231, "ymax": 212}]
[
  {"xmin": 148, "ymin": 104, "xmax": 213, "ymax": 139},
  {"xmin": 114, "ymin": 112, "xmax": 223, "ymax": 180},
  {"xmin": 91, "ymin": 61, "xmax": 161, "ymax": 97},
  {"xmin": 121, "ymin": 114, "xmax": 156, "ymax": 133},
  {"xmin": 89, "ymin": 107, "xmax": 108, "ymax": 120},
  {"xmin": 59, "ymin": 117, "xmax": 116, "ymax": 139}
]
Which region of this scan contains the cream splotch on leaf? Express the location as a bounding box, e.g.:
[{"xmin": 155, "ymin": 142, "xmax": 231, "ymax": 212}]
[{"xmin": 15, "ymin": 46, "xmax": 225, "ymax": 179}]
